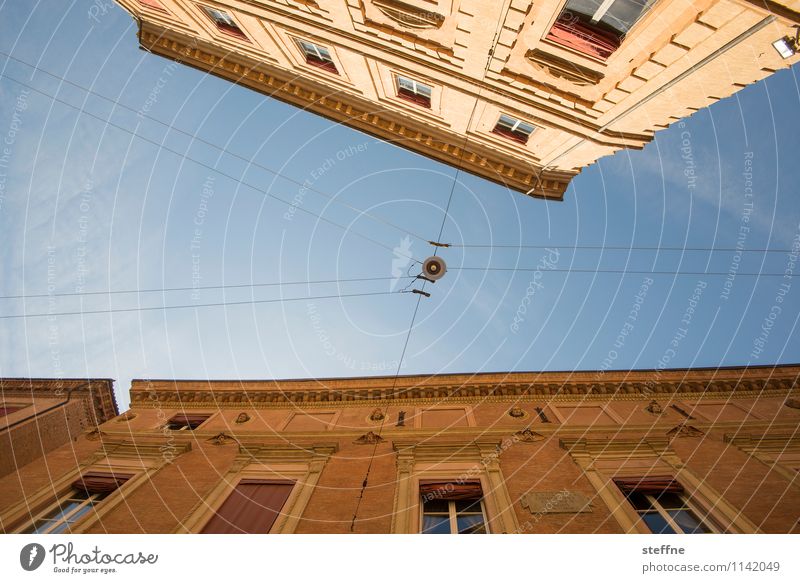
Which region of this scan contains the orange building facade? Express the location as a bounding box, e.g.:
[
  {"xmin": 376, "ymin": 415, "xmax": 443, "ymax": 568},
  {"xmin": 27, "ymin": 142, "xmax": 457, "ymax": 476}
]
[
  {"xmin": 113, "ymin": 0, "xmax": 800, "ymax": 198},
  {"xmin": 1, "ymin": 365, "xmax": 799, "ymax": 534}
]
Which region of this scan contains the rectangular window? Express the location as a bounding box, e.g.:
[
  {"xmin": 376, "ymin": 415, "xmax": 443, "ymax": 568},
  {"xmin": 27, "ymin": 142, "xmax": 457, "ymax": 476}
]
[
  {"xmin": 201, "ymin": 6, "xmax": 248, "ymax": 40},
  {"xmin": 492, "ymin": 114, "xmax": 535, "ymax": 144},
  {"xmin": 396, "ymin": 76, "xmax": 433, "ymax": 108},
  {"xmin": 546, "ymin": 0, "xmax": 655, "ymax": 59},
  {"xmin": 166, "ymin": 413, "xmax": 210, "ymax": 431},
  {"xmin": 19, "ymin": 473, "xmax": 131, "ymax": 534},
  {"xmin": 297, "ymin": 40, "xmax": 338, "ymax": 74},
  {"xmin": 616, "ymin": 477, "xmax": 717, "ymax": 534},
  {"xmin": 202, "ymin": 480, "xmax": 295, "ymax": 534},
  {"xmin": 419, "ymin": 481, "xmax": 487, "ymax": 534}
]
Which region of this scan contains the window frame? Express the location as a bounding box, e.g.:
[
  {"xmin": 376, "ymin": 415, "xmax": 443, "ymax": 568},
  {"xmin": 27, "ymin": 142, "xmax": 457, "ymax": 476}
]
[
  {"xmin": 199, "ymin": 4, "xmax": 249, "ymax": 41},
  {"xmin": 420, "ymin": 495, "xmax": 488, "ymax": 534},
  {"xmin": 628, "ymin": 490, "xmax": 719, "ymax": 534},
  {"xmin": 545, "ymin": 0, "xmax": 657, "ymax": 60},
  {"xmin": 395, "ymin": 75, "xmax": 433, "ymax": 108},
  {"xmin": 492, "ymin": 114, "xmax": 536, "ymax": 144},
  {"xmin": 164, "ymin": 413, "xmax": 211, "ymax": 431},
  {"xmin": 18, "ymin": 489, "xmax": 109, "ymax": 534},
  {"xmin": 295, "ymin": 39, "xmax": 338, "ymax": 74}
]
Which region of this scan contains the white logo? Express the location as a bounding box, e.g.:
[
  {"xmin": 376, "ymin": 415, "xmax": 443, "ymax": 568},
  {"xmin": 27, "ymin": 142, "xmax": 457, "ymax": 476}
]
[{"xmin": 390, "ymin": 236, "xmax": 413, "ymax": 291}]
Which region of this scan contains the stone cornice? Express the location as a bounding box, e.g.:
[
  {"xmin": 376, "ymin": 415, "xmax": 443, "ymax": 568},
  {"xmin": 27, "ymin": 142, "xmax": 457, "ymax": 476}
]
[
  {"xmin": 1, "ymin": 377, "xmax": 118, "ymax": 423},
  {"xmin": 129, "ymin": 364, "xmax": 799, "ymax": 408},
  {"xmin": 137, "ymin": 26, "xmax": 575, "ymax": 198}
]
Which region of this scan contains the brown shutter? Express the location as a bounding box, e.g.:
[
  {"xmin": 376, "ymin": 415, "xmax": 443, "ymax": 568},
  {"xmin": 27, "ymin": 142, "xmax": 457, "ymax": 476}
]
[
  {"xmin": 201, "ymin": 480, "xmax": 295, "ymax": 534},
  {"xmin": 72, "ymin": 472, "xmax": 132, "ymax": 495},
  {"xmin": 169, "ymin": 413, "xmax": 210, "ymax": 425},
  {"xmin": 614, "ymin": 476, "xmax": 684, "ymax": 495},
  {"xmin": 419, "ymin": 481, "xmax": 483, "ymax": 501}
]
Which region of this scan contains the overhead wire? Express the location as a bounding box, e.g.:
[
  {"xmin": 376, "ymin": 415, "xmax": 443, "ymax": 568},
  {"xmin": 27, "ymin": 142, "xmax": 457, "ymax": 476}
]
[
  {"xmin": 0, "ymin": 72, "xmax": 423, "ymax": 265},
  {"xmin": 0, "ymin": 50, "xmax": 431, "ymax": 247}
]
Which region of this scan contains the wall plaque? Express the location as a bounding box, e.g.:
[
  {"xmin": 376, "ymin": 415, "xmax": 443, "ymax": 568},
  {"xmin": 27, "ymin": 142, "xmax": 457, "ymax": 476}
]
[{"xmin": 521, "ymin": 490, "xmax": 593, "ymax": 514}]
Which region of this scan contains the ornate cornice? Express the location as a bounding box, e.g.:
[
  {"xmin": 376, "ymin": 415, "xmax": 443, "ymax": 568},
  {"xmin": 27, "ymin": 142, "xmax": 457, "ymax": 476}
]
[
  {"xmin": 129, "ymin": 366, "xmax": 799, "ymax": 408},
  {"xmin": 138, "ymin": 27, "xmax": 572, "ymax": 198},
  {"xmin": 1, "ymin": 377, "xmax": 118, "ymax": 423}
]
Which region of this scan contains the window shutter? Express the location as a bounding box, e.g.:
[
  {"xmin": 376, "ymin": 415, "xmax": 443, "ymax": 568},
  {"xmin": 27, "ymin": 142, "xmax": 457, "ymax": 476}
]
[
  {"xmin": 614, "ymin": 476, "xmax": 683, "ymax": 495},
  {"xmin": 201, "ymin": 480, "xmax": 295, "ymax": 534},
  {"xmin": 72, "ymin": 472, "xmax": 132, "ymax": 495},
  {"xmin": 546, "ymin": 14, "xmax": 621, "ymax": 60},
  {"xmin": 419, "ymin": 481, "xmax": 483, "ymax": 500},
  {"xmin": 169, "ymin": 413, "xmax": 210, "ymax": 425}
]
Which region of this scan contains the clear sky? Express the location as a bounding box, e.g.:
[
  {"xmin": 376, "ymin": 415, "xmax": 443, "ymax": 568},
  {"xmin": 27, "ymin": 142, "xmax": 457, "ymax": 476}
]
[{"xmin": 1, "ymin": 1, "xmax": 799, "ymax": 410}]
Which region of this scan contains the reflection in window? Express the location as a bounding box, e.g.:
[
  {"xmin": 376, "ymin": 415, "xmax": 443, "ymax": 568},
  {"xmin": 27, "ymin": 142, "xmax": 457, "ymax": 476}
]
[{"xmin": 201, "ymin": 6, "xmax": 248, "ymax": 40}]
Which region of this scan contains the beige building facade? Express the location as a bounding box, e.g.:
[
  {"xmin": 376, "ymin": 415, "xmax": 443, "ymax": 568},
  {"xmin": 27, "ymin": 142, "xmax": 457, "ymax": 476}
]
[
  {"xmin": 115, "ymin": 0, "xmax": 800, "ymax": 198},
  {"xmin": 1, "ymin": 365, "xmax": 799, "ymax": 534}
]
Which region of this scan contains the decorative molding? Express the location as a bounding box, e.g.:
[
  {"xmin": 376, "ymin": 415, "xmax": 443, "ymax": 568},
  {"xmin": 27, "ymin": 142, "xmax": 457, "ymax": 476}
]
[
  {"xmin": 525, "ymin": 49, "xmax": 604, "ymax": 86},
  {"xmin": 644, "ymin": 400, "xmax": 663, "ymax": 415},
  {"xmin": 666, "ymin": 423, "xmax": 705, "ymax": 439},
  {"xmin": 514, "ymin": 428, "xmax": 544, "ymax": 442},
  {"xmin": 354, "ymin": 431, "xmax": 385, "ymax": 445},
  {"xmin": 373, "ymin": 0, "xmax": 445, "ymax": 30},
  {"xmin": 206, "ymin": 432, "xmax": 238, "ymax": 446},
  {"xmin": 508, "ymin": 406, "xmax": 526, "ymax": 418},
  {"xmin": 234, "ymin": 412, "xmax": 250, "ymax": 424}
]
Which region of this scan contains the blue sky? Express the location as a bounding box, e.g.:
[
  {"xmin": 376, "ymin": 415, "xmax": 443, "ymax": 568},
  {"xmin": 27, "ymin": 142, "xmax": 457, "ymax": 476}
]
[{"xmin": 1, "ymin": 1, "xmax": 799, "ymax": 409}]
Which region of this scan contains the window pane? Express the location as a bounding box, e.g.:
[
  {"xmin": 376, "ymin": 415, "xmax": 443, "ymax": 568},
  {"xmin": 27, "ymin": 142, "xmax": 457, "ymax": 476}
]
[
  {"xmin": 454, "ymin": 499, "xmax": 483, "ymax": 514},
  {"xmin": 422, "ymin": 499, "xmax": 449, "ymax": 513},
  {"xmin": 65, "ymin": 504, "xmax": 95, "ymax": 524},
  {"xmin": 416, "ymin": 84, "xmax": 432, "ymax": 98},
  {"xmin": 46, "ymin": 500, "xmax": 84, "ymax": 523},
  {"xmin": 641, "ymin": 511, "xmax": 676, "ymax": 534},
  {"xmin": 422, "ymin": 514, "xmax": 451, "ymax": 534},
  {"xmin": 397, "ymin": 77, "xmax": 414, "ymax": 90},
  {"xmin": 654, "ymin": 492, "xmax": 687, "ymax": 510},
  {"xmin": 602, "ymin": 0, "xmax": 652, "ymax": 34},
  {"xmin": 626, "ymin": 492, "xmax": 651, "ymax": 510},
  {"xmin": 456, "ymin": 514, "xmax": 486, "ymax": 534},
  {"xmin": 669, "ymin": 510, "xmax": 711, "ymax": 534},
  {"xmin": 516, "ymin": 122, "xmax": 535, "ymax": 135}
]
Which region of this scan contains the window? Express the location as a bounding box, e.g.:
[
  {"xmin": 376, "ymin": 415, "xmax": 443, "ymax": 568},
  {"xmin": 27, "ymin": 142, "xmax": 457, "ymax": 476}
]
[
  {"xmin": 201, "ymin": 6, "xmax": 248, "ymax": 40},
  {"xmin": 419, "ymin": 481, "xmax": 487, "ymax": 534},
  {"xmin": 202, "ymin": 480, "xmax": 295, "ymax": 534},
  {"xmin": 492, "ymin": 114, "xmax": 536, "ymax": 144},
  {"xmin": 546, "ymin": 0, "xmax": 655, "ymax": 59},
  {"xmin": 396, "ymin": 76, "xmax": 433, "ymax": 108},
  {"xmin": 296, "ymin": 40, "xmax": 338, "ymax": 74},
  {"xmin": 165, "ymin": 413, "xmax": 210, "ymax": 431},
  {"xmin": 616, "ymin": 477, "xmax": 717, "ymax": 534},
  {"xmin": 374, "ymin": 0, "xmax": 445, "ymax": 29},
  {"xmin": 19, "ymin": 473, "xmax": 131, "ymax": 534}
]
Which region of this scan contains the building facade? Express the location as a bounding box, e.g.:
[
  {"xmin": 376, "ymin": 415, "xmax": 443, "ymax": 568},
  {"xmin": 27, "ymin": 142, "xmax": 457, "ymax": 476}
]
[
  {"xmin": 0, "ymin": 378, "xmax": 118, "ymax": 479},
  {"xmin": 114, "ymin": 0, "xmax": 800, "ymax": 198},
  {"xmin": 1, "ymin": 365, "xmax": 799, "ymax": 534}
]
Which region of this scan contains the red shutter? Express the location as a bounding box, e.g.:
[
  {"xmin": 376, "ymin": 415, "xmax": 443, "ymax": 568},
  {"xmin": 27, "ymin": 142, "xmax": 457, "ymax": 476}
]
[
  {"xmin": 72, "ymin": 472, "xmax": 133, "ymax": 495},
  {"xmin": 419, "ymin": 481, "xmax": 483, "ymax": 501},
  {"xmin": 614, "ymin": 476, "xmax": 683, "ymax": 495},
  {"xmin": 397, "ymin": 89, "xmax": 431, "ymax": 108},
  {"xmin": 306, "ymin": 56, "xmax": 338, "ymax": 74},
  {"xmin": 201, "ymin": 480, "xmax": 295, "ymax": 534},
  {"xmin": 546, "ymin": 14, "xmax": 621, "ymax": 60}
]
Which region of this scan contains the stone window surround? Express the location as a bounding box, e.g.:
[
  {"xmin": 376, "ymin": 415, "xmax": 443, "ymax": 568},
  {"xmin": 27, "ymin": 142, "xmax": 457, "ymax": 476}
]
[
  {"xmin": 560, "ymin": 437, "xmax": 760, "ymax": 534},
  {"xmin": 724, "ymin": 433, "xmax": 800, "ymax": 486},
  {"xmin": 548, "ymin": 401, "xmax": 625, "ymax": 424},
  {"xmin": 411, "ymin": 404, "xmax": 477, "ymax": 429},
  {"xmin": 391, "ymin": 439, "xmax": 519, "ymax": 533},
  {"xmin": 277, "ymin": 409, "xmax": 342, "ymax": 432},
  {"xmin": 1, "ymin": 441, "xmax": 172, "ymax": 534},
  {"xmin": 176, "ymin": 442, "xmax": 338, "ymax": 533}
]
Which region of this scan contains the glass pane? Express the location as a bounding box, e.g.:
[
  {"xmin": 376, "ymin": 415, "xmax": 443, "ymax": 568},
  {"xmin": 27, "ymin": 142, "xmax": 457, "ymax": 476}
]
[
  {"xmin": 422, "ymin": 514, "xmax": 451, "ymax": 534},
  {"xmin": 456, "ymin": 514, "xmax": 486, "ymax": 534},
  {"xmin": 669, "ymin": 510, "xmax": 711, "ymax": 534},
  {"xmin": 654, "ymin": 492, "xmax": 687, "ymax": 510},
  {"xmin": 564, "ymin": 0, "xmax": 604, "ymax": 21},
  {"xmin": 422, "ymin": 499, "xmax": 449, "ymax": 513},
  {"xmin": 416, "ymin": 84, "xmax": 432, "ymax": 98},
  {"xmin": 641, "ymin": 511, "xmax": 676, "ymax": 534},
  {"xmin": 602, "ymin": 0, "xmax": 652, "ymax": 34},
  {"xmin": 49, "ymin": 521, "xmax": 70, "ymax": 534},
  {"xmin": 317, "ymin": 46, "xmax": 332, "ymax": 60},
  {"xmin": 65, "ymin": 503, "xmax": 95, "ymax": 525},
  {"xmin": 397, "ymin": 77, "xmax": 414, "ymax": 91},
  {"xmin": 517, "ymin": 122, "xmax": 535, "ymax": 135},
  {"xmin": 454, "ymin": 499, "xmax": 483, "ymax": 513},
  {"xmin": 497, "ymin": 114, "xmax": 517, "ymax": 129},
  {"xmin": 626, "ymin": 492, "xmax": 651, "ymax": 510},
  {"xmin": 46, "ymin": 501, "xmax": 83, "ymax": 523}
]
